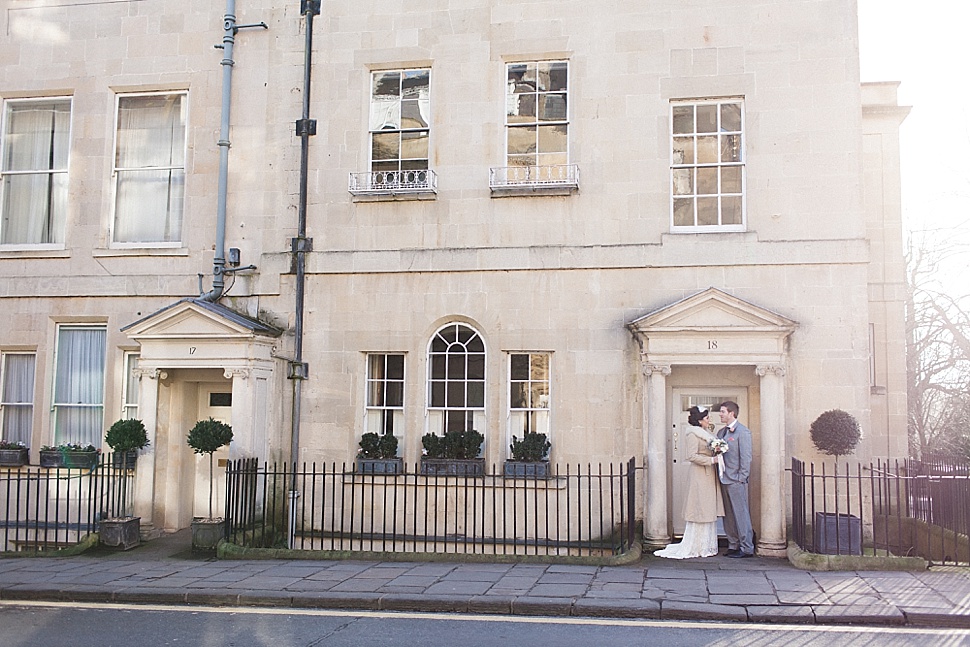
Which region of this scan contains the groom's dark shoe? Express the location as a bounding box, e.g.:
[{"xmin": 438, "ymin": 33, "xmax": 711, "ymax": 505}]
[
  {"xmin": 724, "ymin": 548, "xmax": 741, "ymax": 557},
  {"xmin": 728, "ymin": 551, "xmax": 754, "ymax": 559}
]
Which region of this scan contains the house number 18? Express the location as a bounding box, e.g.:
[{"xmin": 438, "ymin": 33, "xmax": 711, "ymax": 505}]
[{"xmin": 708, "ymin": 340, "xmax": 718, "ymax": 350}]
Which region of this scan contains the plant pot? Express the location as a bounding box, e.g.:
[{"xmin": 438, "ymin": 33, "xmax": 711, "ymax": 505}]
[
  {"xmin": 100, "ymin": 517, "xmax": 141, "ymax": 550},
  {"xmin": 112, "ymin": 450, "xmax": 139, "ymax": 470},
  {"xmin": 64, "ymin": 451, "xmax": 99, "ymax": 469},
  {"xmin": 192, "ymin": 518, "xmax": 225, "ymax": 552},
  {"xmin": 39, "ymin": 450, "xmax": 64, "ymax": 468},
  {"xmin": 813, "ymin": 512, "xmax": 862, "ymax": 555},
  {"xmin": 420, "ymin": 458, "xmax": 486, "ymax": 477},
  {"xmin": 503, "ymin": 460, "xmax": 551, "ymax": 478},
  {"xmin": 356, "ymin": 457, "xmax": 403, "ymax": 474},
  {"xmin": 0, "ymin": 448, "xmax": 28, "ymax": 467}
]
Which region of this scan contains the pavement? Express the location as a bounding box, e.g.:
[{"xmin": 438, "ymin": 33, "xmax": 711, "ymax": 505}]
[{"xmin": 2, "ymin": 531, "xmax": 970, "ymax": 628}]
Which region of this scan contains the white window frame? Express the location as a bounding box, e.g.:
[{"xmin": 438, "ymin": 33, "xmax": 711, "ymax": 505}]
[
  {"xmin": 111, "ymin": 91, "xmax": 188, "ymax": 248},
  {"xmin": 367, "ymin": 68, "xmax": 431, "ymax": 184},
  {"xmin": 0, "ymin": 97, "xmax": 72, "ymax": 250},
  {"xmin": 122, "ymin": 351, "xmax": 140, "ymax": 420},
  {"xmin": 51, "ymin": 325, "xmax": 107, "ymax": 447},
  {"xmin": 426, "ymin": 323, "xmax": 486, "ymax": 445},
  {"xmin": 506, "ymin": 352, "xmax": 551, "ymax": 454},
  {"xmin": 504, "ymin": 60, "xmax": 570, "ymax": 168},
  {"xmin": 670, "ymin": 98, "xmax": 745, "ymax": 233},
  {"xmin": 364, "ymin": 353, "xmax": 405, "ymax": 447},
  {"xmin": 0, "ymin": 352, "xmax": 36, "ymax": 445}
]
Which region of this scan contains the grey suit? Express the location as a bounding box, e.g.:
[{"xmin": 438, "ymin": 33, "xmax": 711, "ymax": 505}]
[{"xmin": 717, "ymin": 421, "xmax": 754, "ymax": 555}]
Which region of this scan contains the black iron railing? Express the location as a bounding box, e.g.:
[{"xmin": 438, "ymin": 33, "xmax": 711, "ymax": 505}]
[
  {"xmin": 225, "ymin": 458, "xmax": 637, "ymax": 558},
  {"xmin": 791, "ymin": 457, "xmax": 970, "ymax": 565},
  {"xmin": 0, "ymin": 453, "xmax": 135, "ymax": 552}
]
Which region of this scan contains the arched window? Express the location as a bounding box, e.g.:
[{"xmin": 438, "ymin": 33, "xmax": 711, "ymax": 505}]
[{"xmin": 427, "ymin": 323, "xmax": 485, "ymax": 437}]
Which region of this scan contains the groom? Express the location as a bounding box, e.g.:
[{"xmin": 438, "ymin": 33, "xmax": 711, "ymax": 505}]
[{"xmin": 717, "ymin": 400, "xmax": 754, "ymax": 558}]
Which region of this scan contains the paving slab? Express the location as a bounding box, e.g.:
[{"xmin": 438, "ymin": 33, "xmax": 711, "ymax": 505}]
[
  {"xmin": 746, "ymin": 605, "xmax": 816, "ymax": 624},
  {"xmin": 661, "ymin": 600, "xmax": 748, "ymax": 622}
]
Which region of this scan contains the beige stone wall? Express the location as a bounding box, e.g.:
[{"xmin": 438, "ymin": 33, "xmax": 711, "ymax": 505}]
[{"xmin": 0, "ymin": 0, "xmax": 907, "ymax": 489}]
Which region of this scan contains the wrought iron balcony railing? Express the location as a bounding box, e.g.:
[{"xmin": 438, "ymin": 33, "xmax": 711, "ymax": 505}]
[
  {"xmin": 489, "ymin": 164, "xmax": 580, "ymax": 192},
  {"xmin": 348, "ymin": 169, "xmax": 437, "ymax": 196}
]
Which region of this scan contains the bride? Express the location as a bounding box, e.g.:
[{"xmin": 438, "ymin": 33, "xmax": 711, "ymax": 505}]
[{"xmin": 653, "ymin": 405, "xmax": 723, "ymax": 559}]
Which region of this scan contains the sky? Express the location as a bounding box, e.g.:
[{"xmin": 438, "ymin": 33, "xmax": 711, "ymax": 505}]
[{"xmin": 858, "ymin": 0, "xmax": 970, "ymax": 294}]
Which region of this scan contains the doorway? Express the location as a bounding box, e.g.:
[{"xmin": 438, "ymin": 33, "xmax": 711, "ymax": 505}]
[
  {"xmin": 669, "ymin": 388, "xmax": 747, "ymax": 535},
  {"xmin": 192, "ymin": 384, "xmax": 233, "ymax": 519}
]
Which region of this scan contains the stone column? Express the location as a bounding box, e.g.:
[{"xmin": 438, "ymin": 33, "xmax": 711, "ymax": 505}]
[
  {"xmin": 756, "ymin": 363, "xmax": 787, "ymax": 556},
  {"xmin": 642, "ymin": 361, "xmax": 671, "ymax": 549},
  {"xmin": 132, "ymin": 368, "xmax": 165, "ymax": 537}
]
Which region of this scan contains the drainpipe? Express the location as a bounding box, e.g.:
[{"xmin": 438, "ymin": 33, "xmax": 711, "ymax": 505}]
[
  {"xmin": 200, "ymin": 0, "xmax": 266, "ymax": 302},
  {"xmin": 288, "ymin": 0, "xmax": 318, "ymax": 547}
]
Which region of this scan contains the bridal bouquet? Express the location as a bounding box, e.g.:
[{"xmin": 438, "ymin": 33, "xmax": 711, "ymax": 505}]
[{"xmin": 709, "ymin": 438, "xmax": 728, "ymax": 478}]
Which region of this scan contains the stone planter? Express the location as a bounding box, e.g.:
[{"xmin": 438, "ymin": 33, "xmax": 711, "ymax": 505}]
[
  {"xmin": 420, "ymin": 458, "xmax": 486, "ymax": 477},
  {"xmin": 503, "ymin": 460, "xmax": 551, "ymax": 478},
  {"xmin": 192, "ymin": 518, "xmax": 225, "ymax": 552},
  {"xmin": 100, "ymin": 517, "xmax": 141, "ymax": 550},
  {"xmin": 814, "ymin": 512, "xmax": 862, "ymax": 555},
  {"xmin": 356, "ymin": 457, "xmax": 403, "ymax": 475},
  {"xmin": 40, "ymin": 450, "xmax": 99, "ymax": 469},
  {"xmin": 112, "ymin": 450, "xmax": 139, "ymax": 470},
  {"xmin": 0, "ymin": 448, "xmax": 29, "ymax": 467}
]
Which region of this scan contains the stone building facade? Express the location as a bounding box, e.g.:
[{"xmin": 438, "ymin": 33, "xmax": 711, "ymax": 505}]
[{"xmin": 0, "ymin": 0, "xmax": 908, "ymax": 553}]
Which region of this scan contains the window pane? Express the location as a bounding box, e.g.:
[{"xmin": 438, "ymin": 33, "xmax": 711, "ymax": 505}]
[
  {"xmin": 530, "ymin": 354, "xmax": 549, "ymax": 381},
  {"xmin": 114, "ymin": 168, "xmax": 184, "ymax": 243},
  {"xmin": 508, "ymin": 154, "xmax": 536, "ymax": 167},
  {"xmin": 537, "ymin": 124, "xmax": 567, "ymax": 154},
  {"xmin": 540, "ymin": 61, "xmax": 568, "ymax": 92},
  {"xmin": 447, "ymin": 353, "xmax": 466, "ymax": 380},
  {"xmin": 672, "ymin": 168, "xmax": 693, "ymax": 196},
  {"xmin": 371, "ymin": 132, "xmax": 400, "ymax": 161},
  {"xmin": 530, "ymin": 383, "xmax": 549, "ymax": 408},
  {"xmin": 510, "ymin": 382, "xmax": 528, "ymax": 408},
  {"xmin": 1, "ymin": 354, "xmax": 35, "ymax": 445},
  {"xmin": 53, "ymin": 327, "xmax": 106, "ymax": 446},
  {"xmin": 446, "ymin": 381, "xmax": 464, "ymax": 407},
  {"xmin": 385, "ymin": 381, "xmax": 403, "ymax": 407},
  {"xmin": 721, "ymin": 134, "xmax": 741, "ymax": 163},
  {"xmin": 400, "ymin": 130, "xmax": 429, "ymax": 159},
  {"xmin": 672, "ymin": 137, "xmax": 693, "ymax": 165},
  {"xmin": 539, "ymin": 94, "xmax": 567, "ymax": 121},
  {"xmin": 696, "ymin": 105, "xmax": 717, "ymax": 133},
  {"xmin": 400, "ymin": 99, "xmax": 428, "ymax": 129},
  {"xmin": 510, "ymin": 354, "xmax": 529, "ymax": 380},
  {"xmin": 673, "ymin": 197, "xmax": 694, "ymax": 227},
  {"xmin": 722, "ymin": 196, "xmax": 743, "ymax": 224},
  {"xmin": 697, "ymin": 197, "xmax": 718, "ymax": 226},
  {"xmin": 721, "ymin": 166, "xmax": 742, "ymax": 193},
  {"xmin": 401, "ymin": 159, "xmax": 429, "ymax": 172},
  {"xmin": 3, "ymin": 100, "xmax": 71, "ymax": 171},
  {"xmin": 1, "ymin": 173, "xmax": 67, "ymax": 244},
  {"xmin": 386, "ymin": 354, "xmax": 404, "ymax": 380},
  {"xmin": 696, "ymin": 136, "xmax": 718, "ymax": 164},
  {"xmin": 697, "ymin": 167, "xmax": 718, "ymax": 195},
  {"xmin": 367, "ymin": 379, "xmax": 385, "ymax": 407},
  {"xmin": 116, "ymin": 95, "xmax": 185, "ymax": 168},
  {"xmin": 467, "ymin": 353, "xmax": 485, "ymax": 378},
  {"xmin": 671, "ymin": 106, "xmax": 693, "ymax": 135},
  {"xmin": 430, "ymin": 380, "xmax": 445, "ymax": 407},
  {"xmin": 720, "ymin": 103, "xmax": 742, "ymax": 132},
  {"xmin": 467, "ymin": 381, "xmax": 485, "ymax": 407},
  {"xmin": 507, "ymin": 126, "xmax": 537, "ymax": 155},
  {"xmin": 507, "ymin": 63, "xmax": 535, "ymax": 91},
  {"xmin": 507, "ymin": 94, "xmax": 536, "ymax": 122}
]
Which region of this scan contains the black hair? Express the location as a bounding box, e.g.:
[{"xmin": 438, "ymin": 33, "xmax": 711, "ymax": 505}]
[{"xmin": 687, "ymin": 405, "xmax": 709, "ymax": 427}]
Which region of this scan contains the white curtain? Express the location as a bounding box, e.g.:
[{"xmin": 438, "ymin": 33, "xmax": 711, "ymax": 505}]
[
  {"xmin": 1, "ymin": 353, "xmax": 35, "ymax": 445},
  {"xmin": 53, "ymin": 328, "xmax": 106, "ymax": 446},
  {"xmin": 1, "ymin": 100, "xmax": 69, "ymax": 244},
  {"xmin": 114, "ymin": 95, "xmax": 185, "ymax": 243}
]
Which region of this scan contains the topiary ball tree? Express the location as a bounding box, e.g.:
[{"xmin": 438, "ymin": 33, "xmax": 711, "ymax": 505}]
[
  {"xmin": 105, "ymin": 418, "xmax": 150, "ymax": 452},
  {"xmin": 187, "ymin": 418, "xmax": 233, "ymax": 520},
  {"xmin": 810, "ymin": 409, "xmax": 861, "ymax": 460}
]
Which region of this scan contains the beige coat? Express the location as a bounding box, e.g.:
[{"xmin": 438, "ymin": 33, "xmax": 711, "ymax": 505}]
[{"xmin": 682, "ymin": 428, "xmax": 725, "ymax": 523}]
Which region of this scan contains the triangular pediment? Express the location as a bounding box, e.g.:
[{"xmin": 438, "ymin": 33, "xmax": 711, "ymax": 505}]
[
  {"xmin": 122, "ymin": 298, "xmax": 281, "ymax": 341},
  {"xmin": 628, "ymin": 288, "xmax": 796, "ymax": 333}
]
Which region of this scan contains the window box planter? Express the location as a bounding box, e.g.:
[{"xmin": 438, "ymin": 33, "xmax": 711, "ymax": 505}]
[
  {"xmin": 39, "ymin": 449, "xmax": 99, "ymax": 469},
  {"xmin": 813, "ymin": 512, "xmax": 862, "ymax": 555},
  {"xmin": 0, "ymin": 448, "xmax": 29, "ymax": 467},
  {"xmin": 99, "ymin": 517, "xmax": 141, "ymax": 550},
  {"xmin": 420, "ymin": 458, "xmax": 486, "ymax": 477},
  {"xmin": 356, "ymin": 457, "xmax": 403, "ymax": 475},
  {"xmin": 503, "ymin": 460, "xmax": 551, "ymax": 478}
]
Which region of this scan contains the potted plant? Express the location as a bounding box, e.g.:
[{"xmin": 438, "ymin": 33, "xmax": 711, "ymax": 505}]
[
  {"xmin": 420, "ymin": 429, "xmax": 485, "ymax": 476},
  {"xmin": 105, "ymin": 418, "xmax": 149, "ymax": 469},
  {"xmin": 186, "ymin": 417, "xmax": 233, "ymax": 551},
  {"xmin": 357, "ymin": 431, "xmax": 402, "ymax": 474},
  {"xmin": 39, "ymin": 443, "xmax": 100, "ymax": 469},
  {"xmin": 809, "ymin": 408, "xmax": 863, "ymax": 555},
  {"xmin": 504, "ymin": 432, "xmax": 551, "ymax": 478},
  {"xmin": 0, "ymin": 440, "xmax": 29, "ymax": 467}
]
